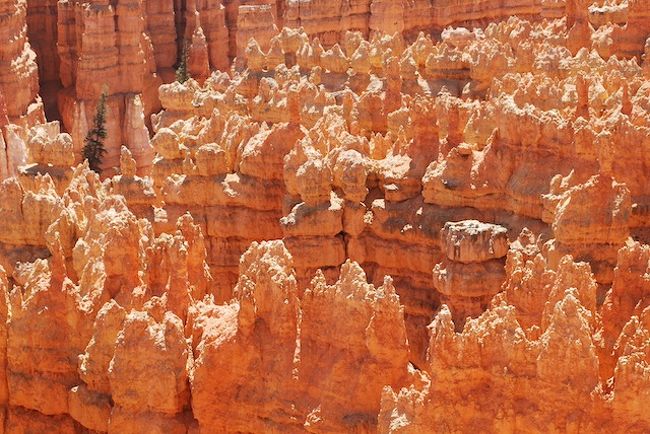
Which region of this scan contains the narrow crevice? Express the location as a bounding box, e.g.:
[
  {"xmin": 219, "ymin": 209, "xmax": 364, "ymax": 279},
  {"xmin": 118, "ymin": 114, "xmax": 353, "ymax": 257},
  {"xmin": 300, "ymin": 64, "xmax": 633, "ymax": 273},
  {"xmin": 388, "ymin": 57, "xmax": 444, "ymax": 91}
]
[
  {"xmin": 174, "ymin": 0, "xmax": 188, "ymax": 62},
  {"xmin": 26, "ymin": 0, "xmax": 62, "ymax": 122}
]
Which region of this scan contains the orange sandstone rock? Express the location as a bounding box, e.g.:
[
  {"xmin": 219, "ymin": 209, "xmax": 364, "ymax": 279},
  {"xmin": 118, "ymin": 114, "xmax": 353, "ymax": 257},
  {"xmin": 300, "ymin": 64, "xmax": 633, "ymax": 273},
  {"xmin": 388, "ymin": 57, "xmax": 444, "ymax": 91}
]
[{"xmin": 0, "ymin": 6, "xmax": 649, "ymax": 434}]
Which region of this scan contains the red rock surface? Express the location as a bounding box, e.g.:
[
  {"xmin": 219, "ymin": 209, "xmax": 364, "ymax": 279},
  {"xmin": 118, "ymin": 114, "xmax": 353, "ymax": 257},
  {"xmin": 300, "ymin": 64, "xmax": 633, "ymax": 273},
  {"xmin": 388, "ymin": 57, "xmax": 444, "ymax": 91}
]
[
  {"xmin": 0, "ymin": 0, "xmax": 45, "ymax": 179},
  {"xmin": 0, "ymin": 2, "xmax": 649, "ymax": 433}
]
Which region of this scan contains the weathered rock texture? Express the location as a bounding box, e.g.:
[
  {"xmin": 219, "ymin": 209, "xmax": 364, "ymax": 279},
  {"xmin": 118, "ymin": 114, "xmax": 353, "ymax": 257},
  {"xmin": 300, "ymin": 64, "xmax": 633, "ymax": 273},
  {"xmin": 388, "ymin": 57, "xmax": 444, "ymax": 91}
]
[
  {"xmin": 433, "ymin": 220, "xmax": 509, "ymax": 327},
  {"xmin": 0, "ymin": 0, "xmax": 46, "ymax": 180},
  {"xmin": 7, "ymin": 0, "xmax": 650, "ymax": 178},
  {"xmin": 0, "ymin": 2, "xmax": 649, "ymax": 433}
]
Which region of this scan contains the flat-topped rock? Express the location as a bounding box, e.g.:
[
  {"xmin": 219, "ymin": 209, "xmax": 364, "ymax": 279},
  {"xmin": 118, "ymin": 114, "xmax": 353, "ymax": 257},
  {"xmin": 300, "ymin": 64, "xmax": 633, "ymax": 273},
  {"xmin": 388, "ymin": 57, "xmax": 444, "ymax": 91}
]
[{"xmin": 441, "ymin": 220, "xmax": 509, "ymax": 264}]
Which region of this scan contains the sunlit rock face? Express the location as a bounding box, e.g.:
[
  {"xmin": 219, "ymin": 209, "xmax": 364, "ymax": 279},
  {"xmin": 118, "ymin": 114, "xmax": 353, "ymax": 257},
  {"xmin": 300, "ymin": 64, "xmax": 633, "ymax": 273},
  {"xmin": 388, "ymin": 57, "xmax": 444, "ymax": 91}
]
[
  {"xmin": 0, "ymin": 1, "xmax": 650, "ymax": 432},
  {"xmin": 0, "ymin": 0, "xmax": 45, "ymax": 180}
]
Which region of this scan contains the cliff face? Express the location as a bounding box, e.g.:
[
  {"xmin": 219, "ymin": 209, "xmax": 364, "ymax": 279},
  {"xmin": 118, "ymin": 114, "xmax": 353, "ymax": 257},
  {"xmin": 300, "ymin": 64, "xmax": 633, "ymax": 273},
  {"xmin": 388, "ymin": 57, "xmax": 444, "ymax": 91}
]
[
  {"xmin": 56, "ymin": 0, "xmax": 156, "ymax": 173},
  {"xmin": 19, "ymin": 0, "xmax": 233, "ymax": 177},
  {"xmin": 143, "ymin": 13, "xmax": 650, "ymax": 361},
  {"xmin": 7, "ymin": 0, "xmax": 647, "ymax": 179},
  {"xmin": 0, "ymin": 0, "xmax": 45, "ymax": 179},
  {"xmin": 0, "ymin": 1, "xmax": 649, "ymax": 433}
]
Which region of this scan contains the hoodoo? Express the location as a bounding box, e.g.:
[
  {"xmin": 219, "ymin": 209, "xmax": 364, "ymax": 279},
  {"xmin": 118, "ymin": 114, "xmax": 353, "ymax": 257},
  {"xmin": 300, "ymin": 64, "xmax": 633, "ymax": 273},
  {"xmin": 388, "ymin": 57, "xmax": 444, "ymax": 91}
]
[{"xmin": 0, "ymin": 0, "xmax": 649, "ymax": 432}]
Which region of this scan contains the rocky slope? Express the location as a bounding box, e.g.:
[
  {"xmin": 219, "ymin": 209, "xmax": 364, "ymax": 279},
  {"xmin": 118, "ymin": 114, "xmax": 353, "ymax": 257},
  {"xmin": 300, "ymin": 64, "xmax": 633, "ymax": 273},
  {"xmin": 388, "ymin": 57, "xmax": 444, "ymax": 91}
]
[
  {"xmin": 0, "ymin": 0, "xmax": 649, "ymax": 433},
  {"xmin": 9, "ymin": 0, "xmax": 642, "ymax": 177}
]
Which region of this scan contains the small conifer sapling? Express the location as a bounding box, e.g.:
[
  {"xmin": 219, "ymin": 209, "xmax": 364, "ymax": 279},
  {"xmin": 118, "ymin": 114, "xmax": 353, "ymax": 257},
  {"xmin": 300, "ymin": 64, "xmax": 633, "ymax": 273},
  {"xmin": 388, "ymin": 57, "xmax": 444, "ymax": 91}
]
[{"xmin": 82, "ymin": 90, "xmax": 108, "ymax": 174}]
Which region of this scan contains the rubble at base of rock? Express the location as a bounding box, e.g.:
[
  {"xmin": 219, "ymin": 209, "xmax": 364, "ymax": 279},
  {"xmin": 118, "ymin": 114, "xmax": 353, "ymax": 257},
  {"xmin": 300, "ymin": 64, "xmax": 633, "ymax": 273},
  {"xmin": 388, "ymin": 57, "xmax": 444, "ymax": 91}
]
[{"xmin": 0, "ymin": 1, "xmax": 650, "ymax": 433}]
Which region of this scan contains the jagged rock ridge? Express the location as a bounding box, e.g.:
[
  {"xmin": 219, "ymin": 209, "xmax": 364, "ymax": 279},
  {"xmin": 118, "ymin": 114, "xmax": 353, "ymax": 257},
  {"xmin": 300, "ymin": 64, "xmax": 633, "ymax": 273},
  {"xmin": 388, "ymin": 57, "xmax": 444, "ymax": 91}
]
[{"xmin": 0, "ymin": 0, "xmax": 649, "ymax": 433}]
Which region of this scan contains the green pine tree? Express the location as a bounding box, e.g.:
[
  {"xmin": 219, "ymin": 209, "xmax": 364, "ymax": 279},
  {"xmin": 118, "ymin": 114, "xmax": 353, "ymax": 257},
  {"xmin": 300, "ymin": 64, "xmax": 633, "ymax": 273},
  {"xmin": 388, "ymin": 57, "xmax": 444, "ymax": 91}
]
[
  {"xmin": 176, "ymin": 40, "xmax": 190, "ymax": 84},
  {"xmin": 82, "ymin": 91, "xmax": 108, "ymax": 174}
]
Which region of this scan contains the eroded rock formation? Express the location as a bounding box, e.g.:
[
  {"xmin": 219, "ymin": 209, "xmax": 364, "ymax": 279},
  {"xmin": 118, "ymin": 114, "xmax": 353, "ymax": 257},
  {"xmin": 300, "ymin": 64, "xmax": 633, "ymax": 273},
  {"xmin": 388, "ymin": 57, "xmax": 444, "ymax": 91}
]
[
  {"xmin": 0, "ymin": 1, "xmax": 649, "ymax": 433},
  {"xmin": 0, "ymin": 0, "xmax": 45, "ymax": 179}
]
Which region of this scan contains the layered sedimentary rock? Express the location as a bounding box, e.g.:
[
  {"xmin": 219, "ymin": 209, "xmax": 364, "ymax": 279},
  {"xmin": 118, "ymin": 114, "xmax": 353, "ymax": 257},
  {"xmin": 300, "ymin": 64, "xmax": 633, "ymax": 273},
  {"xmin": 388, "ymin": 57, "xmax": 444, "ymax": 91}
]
[
  {"xmin": 379, "ymin": 229, "xmax": 650, "ymax": 433},
  {"xmin": 284, "ymin": 0, "xmax": 372, "ymax": 45},
  {"xmin": 0, "ymin": 163, "xmax": 210, "ymax": 431},
  {"xmin": 433, "ymin": 220, "xmax": 509, "ymax": 327},
  {"xmin": 542, "ymin": 173, "xmax": 632, "ymax": 285},
  {"xmin": 0, "ymin": 2, "xmax": 648, "ymax": 433},
  {"xmin": 282, "ymin": 0, "xmax": 549, "ymax": 43},
  {"xmin": 56, "ymin": 0, "xmax": 156, "ymax": 174},
  {"xmin": 14, "ymin": 0, "xmax": 234, "ymax": 179},
  {"xmin": 235, "ymin": 4, "xmax": 278, "ymax": 60},
  {"xmin": 0, "ymin": 0, "xmax": 43, "ymax": 124},
  {"xmin": 0, "ymin": 0, "xmax": 46, "ymax": 180},
  {"xmin": 139, "ymin": 13, "xmax": 650, "ymax": 366},
  {"xmin": 0, "ymin": 163, "xmax": 411, "ymax": 431},
  {"xmin": 1, "ymin": 0, "xmax": 624, "ymax": 180},
  {"xmin": 593, "ymin": 0, "xmax": 650, "ymax": 58},
  {"xmin": 7, "ymin": 0, "xmax": 650, "ymax": 180},
  {"xmin": 18, "ymin": 122, "xmax": 74, "ymax": 194},
  {"xmin": 25, "ymin": 0, "xmax": 61, "ymax": 120}
]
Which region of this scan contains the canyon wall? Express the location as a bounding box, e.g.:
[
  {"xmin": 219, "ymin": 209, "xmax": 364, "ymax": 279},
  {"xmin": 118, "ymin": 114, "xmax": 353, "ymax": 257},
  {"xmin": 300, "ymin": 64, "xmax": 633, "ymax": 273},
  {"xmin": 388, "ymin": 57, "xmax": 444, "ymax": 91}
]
[
  {"xmin": 0, "ymin": 0, "xmax": 45, "ymax": 179},
  {"xmin": 0, "ymin": 0, "xmax": 649, "ymax": 433},
  {"xmin": 7, "ymin": 0, "xmax": 650, "ymax": 178}
]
